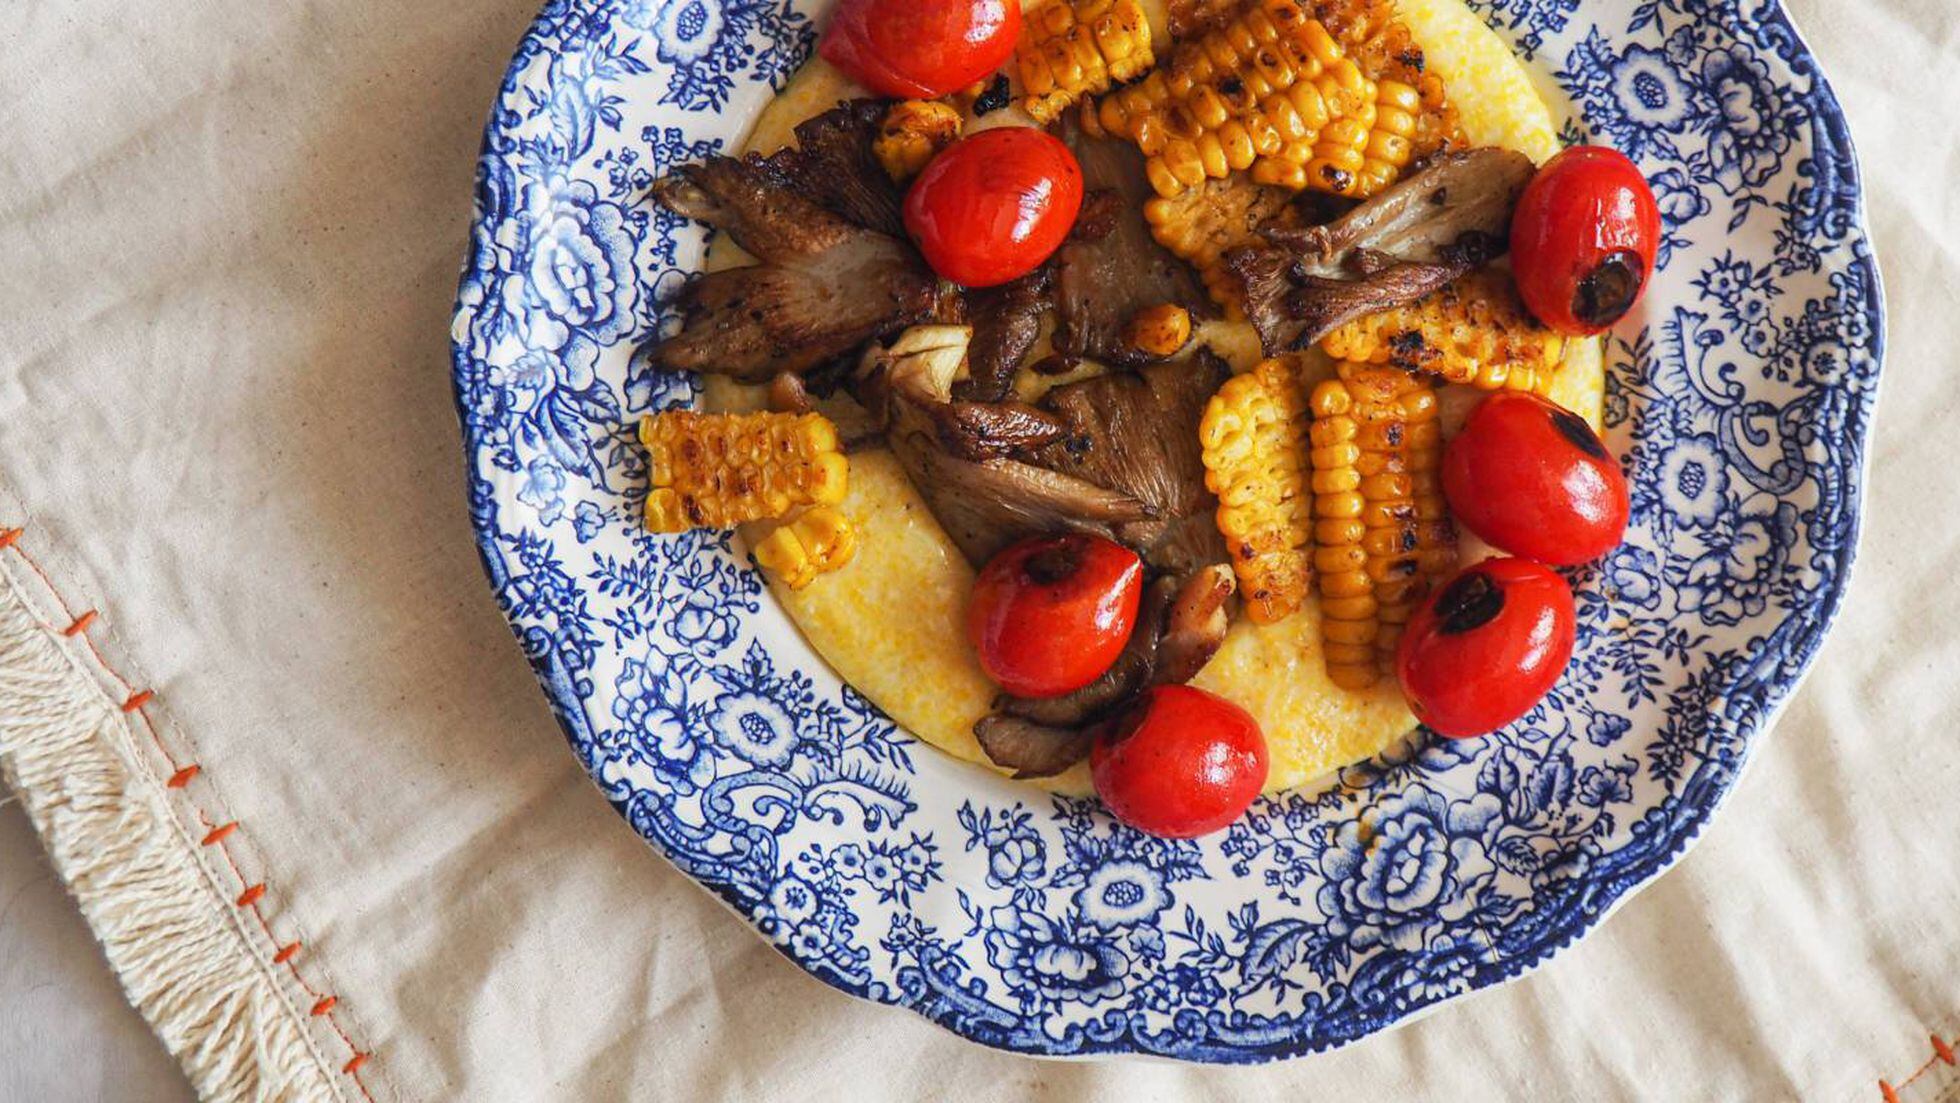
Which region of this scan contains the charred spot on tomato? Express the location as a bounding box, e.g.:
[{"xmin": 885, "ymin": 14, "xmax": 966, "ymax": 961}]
[
  {"xmin": 1572, "ymin": 249, "xmax": 1645, "ymax": 329},
  {"xmin": 973, "ymin": 74, "xmax": 1011, "ymax": 116},
  {"xmin": 1023, "ymin": 541, "xmax": 1082, "ymax": 585},
  {"xmin": 1550, "ymin": 406, "xmax": 1610, "ymax": 460},
  {"xmin": 1436, "ymin": 571, "xmax": 1505, "ymax": 634}
]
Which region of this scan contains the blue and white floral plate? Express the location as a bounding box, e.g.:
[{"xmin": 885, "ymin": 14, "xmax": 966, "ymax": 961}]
[{"xmin": 451, "ymin": 0, "xmax": 1882, "ymax": 1061}]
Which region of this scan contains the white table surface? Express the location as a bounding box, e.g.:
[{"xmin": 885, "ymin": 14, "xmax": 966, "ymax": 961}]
[{"xmin": 3, "ymin": 0, "xmax": 1957, "ymax": 1099}]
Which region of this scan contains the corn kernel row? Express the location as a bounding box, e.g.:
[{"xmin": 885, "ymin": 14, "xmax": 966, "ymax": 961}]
[
  {"xmin": 1321, "ymin": 270, "xmax": 1568, "ymax": 396},
  {"xmin": 1308, "ymin": 364, "xmax": 1454, "ymax": 689},
  {"xmin": 1198, "ymin": 356, "xmax": 1314, "ymax": 623},
  {"xmin": 1016, "ymin": 0, "xmax": 1156, "ymax": 124},
  {"xmin": 640, "ymin": 410, "xmax": 848, "ymax": 533}
]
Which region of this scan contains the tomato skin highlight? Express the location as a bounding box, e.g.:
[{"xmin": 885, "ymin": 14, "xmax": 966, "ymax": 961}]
[
  {"xmin": 1510, "ymin": 145, "xmax": 1661, "ymax": 335},
  {"xmin": 1442, "ymin": 392, "xmax": 1630, "ymax": 566},
  {"xmin": 967, "ymin": 534, "xmax": 1143, "ymax": 699},
  {"xmin": 903, "ymin": 128, "xmax": 1084, "ymax": 287},
  {"xmin": 1091, "ymin": 685, "xmax": 1269, "ymax": 838},
  {"xmin": 1396, "ymin": 558, "xmax": 1576, "ymax": 738},
  {"xmin": 819, "ymin": 0, "xmax": 1021, "ymax": 99}
]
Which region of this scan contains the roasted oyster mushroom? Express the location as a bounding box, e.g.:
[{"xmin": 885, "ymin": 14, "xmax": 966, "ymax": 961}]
[{"xmin": 1224, "ymin": 147, "xmax": 1537, "ymax": 354}]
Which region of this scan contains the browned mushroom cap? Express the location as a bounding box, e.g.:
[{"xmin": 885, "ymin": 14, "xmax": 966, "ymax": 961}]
[
  {"xmin": 1051, "ymin": 124, "xmax": 1209, "ymax": 369},
  {"xmin": 648, "ymin": 155, "xmax": 937, "ymax": 382},
  {"xmin": 1225, "ymin": 147, "xmax": 1536, "ymax": 355},
  {"xmin": 972, "ymin": 715, "xmax": 1100, "ymax": 780}
]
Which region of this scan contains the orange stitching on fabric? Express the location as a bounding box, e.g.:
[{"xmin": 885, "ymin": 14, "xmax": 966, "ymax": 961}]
[
  {"xmin": 0, "ymin": 525, "xmax": 376, "ymax": 1102},
  {"xmin": 1882, "ymin": 1029, "xmax": 1960, "ymax": 1099}
]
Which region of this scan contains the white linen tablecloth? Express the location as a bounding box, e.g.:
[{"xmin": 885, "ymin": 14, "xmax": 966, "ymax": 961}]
[{"xmin": 2, "ymin": 0, "xmax": 1957, "ymax": 1099}]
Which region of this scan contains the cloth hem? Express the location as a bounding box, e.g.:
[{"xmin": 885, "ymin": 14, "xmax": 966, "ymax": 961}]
[{"xmin": 0, "ymin": 536, "xmax": 359, "ymax": 1103}]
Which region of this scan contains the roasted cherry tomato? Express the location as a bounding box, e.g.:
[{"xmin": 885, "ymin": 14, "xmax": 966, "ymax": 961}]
[
  {"xmin": 1443, "ymin": 392, "xmax": 1630, "ymax": 566},
  {"xmin": 903, "ymin": 127, "xmax": 1084, "ymax": 287},
  {"xmin": 968, "ymin": 533, "xmax": 1142, "ymax": 698},
  {"xmin": 1396, "ymin": 558, "xmax": 1576, "ymax": 738},
  {"xmin": 819, "ymin": 0, "xmax": 1020, "ymax": 100},
  {"xmin": 1510, "ymin": 145, "xmax": 1661, "ymax": 335},
  {"xmin": 1091, "ymin": 685, "xmax": 1270, "ymax": 838}
]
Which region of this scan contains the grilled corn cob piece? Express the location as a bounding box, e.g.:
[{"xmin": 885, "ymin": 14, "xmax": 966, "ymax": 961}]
[
  {"xmin": 1309, "ymin": 364, "xmax": 1452, "ymax": 688},
  {"xmin": 1322, "ymin": 270, "xmax": 1568, "ymax": 395},
  {"xmin": 1017, "ymin": 0, "xmax": 1156, "ymax": 124},
  {"xmin": 640, "ymin": 410, "xmax": 848, "ymax": 533},
  {"xmin": 1314, "ymin": 0, "xmax": 1465, "ymax": 173},
  {"xmin": 1141, "ymin": 176, "xmax": 1293, "ymax": 309},
  {"xmin": 1090, "ymin": 0, "xmax": 1374, "ymax": 198},
  {"xmin": 1199, "ymin": 356, "xmax": 1314, "ymax": 624},
  {"xmin": 873, "ymin": 100, "xmax": 964, "ymax": 183},
  {"xmin": 1086, "ymin": 0, "xmax": 1460, "ymax": 198},
  {"xmin": 753, "ymin": 506, "xmax": 859, "ymax": 590}
]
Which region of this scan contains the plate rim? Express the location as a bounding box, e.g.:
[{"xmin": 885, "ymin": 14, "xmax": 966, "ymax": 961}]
[{"xmin": 447, "ymin": 0, "xmax": 1887, "ymax": 1063}]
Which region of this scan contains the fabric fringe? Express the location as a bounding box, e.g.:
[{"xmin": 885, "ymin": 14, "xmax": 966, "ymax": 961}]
[{"xmin": 0, "ymin": 573, "xmax": 345, "ymax": 1102}]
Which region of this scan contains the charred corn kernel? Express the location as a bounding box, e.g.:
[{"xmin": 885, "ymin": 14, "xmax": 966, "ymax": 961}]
[
  {"xmin": 1320, "ymin": 593, "xmax": 1377, "ymax": 619},
  {"xmin": 639, "ymin": 410, "xmax": 848, "ymax": 533},
  {"xmin": 1199, "ymin": 356, "xmax": 1313, "ymax": 624},
  {"xmin": 1123, "ymin": 303, "xmax": 1194, "ymax": 359},
  {"xmin": 1309, "ymin": 365, "xmax": 1454, "ymax": 687},
  {"xmin": 1322, "ymin": 270, "xmax": 1569, "ymax": 395},
  {"xmin": 1018, "ymin": 0, "xmax": 1155, "ymax": 124},
  {"xmin": 753, "ymin": 506, "xmax": 859, "ymax": 591},
  {"xmin": 1092, "ymin": 0, "xmax": 1456, "ymax": 199},
  {"xmin": 873, "ymin": 100, "xmax": 963, "ymax": 183},
  {"xmin": 1169, "ymin": 0, "xmax": 1246, "ymax": 38}
]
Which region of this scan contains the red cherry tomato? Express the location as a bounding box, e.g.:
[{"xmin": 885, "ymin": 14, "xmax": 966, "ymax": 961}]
[
  {"xmin": 819, "ymin": 0, "xmax": 1020, "ymax": 99},
  {"xmin": 1396, "ymin": 558, "xmax": 1576, "ymax": 738},
  {"xmin": 903, "ymin": 127, "xmax": 1084, "ymax": 287},
  {"xmin": 968, "ymin": 533, "xmax": 1142, "ymax": 698},
  {"xmin": 1510, "ymin": 145, "xmax": 1661, "ymax": 335},
  {"xmin": 1091, "ymin": 685, "xmax": 1269, "ymax": 838},
  {"xmin": 1443, "ymin": 392, "xmax": 1630, "ymax": 566}
]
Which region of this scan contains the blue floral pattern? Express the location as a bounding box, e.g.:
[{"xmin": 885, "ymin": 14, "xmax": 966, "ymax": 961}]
[{"xmin": 451, "ymin": 0, "xmax": 1883, "ymax": 1061}]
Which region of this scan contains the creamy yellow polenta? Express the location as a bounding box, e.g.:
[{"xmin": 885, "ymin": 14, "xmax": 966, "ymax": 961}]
[{"xmin": 699, "ymin": 0, "xmax": 1603, "ymax": 796}]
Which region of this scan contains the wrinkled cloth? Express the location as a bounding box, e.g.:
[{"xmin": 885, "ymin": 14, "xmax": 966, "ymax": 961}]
[{"xmin": 1, "ymin": 0, "xmax": 1957, "ymax": 1099}]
